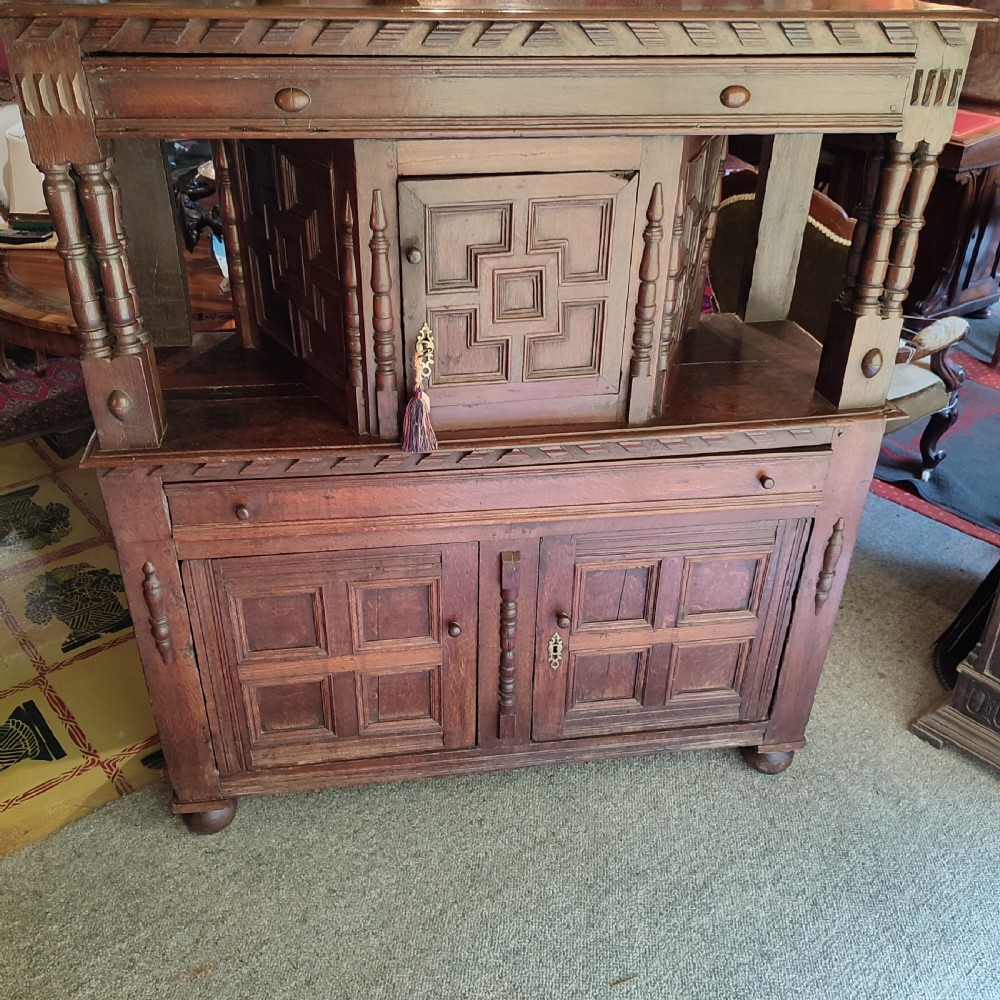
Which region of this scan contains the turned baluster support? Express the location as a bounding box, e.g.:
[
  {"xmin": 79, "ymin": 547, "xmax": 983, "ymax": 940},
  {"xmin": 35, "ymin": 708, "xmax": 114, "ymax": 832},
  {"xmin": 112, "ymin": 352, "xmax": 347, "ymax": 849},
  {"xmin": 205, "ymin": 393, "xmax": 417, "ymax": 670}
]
[
  {"xmin": 817, "ymin": 138, "xmax": 929, "ymax": 410},
  {"xmin": 40, "ymin": 156, "xmax": 166, "ymax": 449},
  {"xmin": 339, "ymin": 193, "xmax": 367, "ymax": 434},
  {"xmin": 883, "ymin": 142, "xmax": 940, "ymax": 318},
  {"xmin": 370, "ymin": 189, "xmax": 400, "ymax": 440},
  {"xmin": 211, "ymin": 140, "xmax": 254, "ymax": 348},
  {"xmin": 627, "ymin": 182, "xmax": 664, "ymax": 425},
  {"xmin": 41, "ymin": 163, "xmax": 111, "ymax": 360}
]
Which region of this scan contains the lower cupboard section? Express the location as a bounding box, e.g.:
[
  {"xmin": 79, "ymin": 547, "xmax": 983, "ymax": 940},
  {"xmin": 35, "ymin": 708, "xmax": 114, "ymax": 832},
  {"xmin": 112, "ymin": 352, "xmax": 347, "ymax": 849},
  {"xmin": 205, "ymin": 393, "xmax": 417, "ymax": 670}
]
[{"xmin": 181, "ymin": 513, "xmax": 812, "ymax": 778}]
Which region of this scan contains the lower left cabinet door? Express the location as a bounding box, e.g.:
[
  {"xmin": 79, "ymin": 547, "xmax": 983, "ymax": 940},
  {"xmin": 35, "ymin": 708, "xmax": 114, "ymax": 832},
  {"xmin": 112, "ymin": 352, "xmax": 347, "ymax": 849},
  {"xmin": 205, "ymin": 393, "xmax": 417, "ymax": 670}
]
[{"xmin": 183, "ymin": 542, "xmax": 479, "ymax": 773}]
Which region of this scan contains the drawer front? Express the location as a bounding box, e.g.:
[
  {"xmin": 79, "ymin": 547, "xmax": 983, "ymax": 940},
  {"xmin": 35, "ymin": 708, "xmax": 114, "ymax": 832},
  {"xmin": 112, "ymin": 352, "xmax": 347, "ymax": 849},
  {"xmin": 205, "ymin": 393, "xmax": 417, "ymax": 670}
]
[
  {"xmin": 85, "ymin": 56, "xmax": 912, "ymax": 134},
  {"xmin": 166, "ymin": 451, "xmax": 830, "ymax": 535}
]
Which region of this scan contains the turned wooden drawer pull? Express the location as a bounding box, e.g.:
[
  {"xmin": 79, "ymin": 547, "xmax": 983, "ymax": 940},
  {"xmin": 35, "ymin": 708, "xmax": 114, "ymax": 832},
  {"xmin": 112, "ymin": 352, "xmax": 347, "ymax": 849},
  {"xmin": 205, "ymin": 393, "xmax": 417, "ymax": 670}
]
[
  {"xmin": 720, "ymin": 85, "xmax": 751, "ymax": 109},
  {"xmin": 447, "ymin": 621, "xmax": 462, "ymax": 638},
  {"xmin": 556, "ymin": 612, "xmax": 571, "ymax": 630},
  {"xmin": 759, "ymin": 475, "xmax": 776, "ymax": 490},
  {"xmin": 274, "ymin": 87, "xmax": 311, "ymax": 113},
  {"xmin": 234, "ymin": 504, "xmax": 252, "ymax": 521}
]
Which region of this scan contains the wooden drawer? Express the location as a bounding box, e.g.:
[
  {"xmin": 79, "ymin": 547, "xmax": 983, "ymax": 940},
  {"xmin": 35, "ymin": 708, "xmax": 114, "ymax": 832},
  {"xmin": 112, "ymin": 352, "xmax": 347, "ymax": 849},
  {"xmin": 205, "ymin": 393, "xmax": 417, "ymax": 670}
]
[
  {"xmin": 85, "ymin": 56, "xmax": 912, "ymax": 134},
  {"xmin": 166, "ymin": 450, "xmax": 830, "ymax": 537}
]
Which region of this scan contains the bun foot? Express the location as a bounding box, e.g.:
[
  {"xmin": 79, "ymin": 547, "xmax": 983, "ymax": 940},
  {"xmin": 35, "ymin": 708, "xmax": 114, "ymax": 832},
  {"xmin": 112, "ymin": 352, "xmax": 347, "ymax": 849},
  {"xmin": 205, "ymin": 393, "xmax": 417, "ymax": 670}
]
[
  {"xmin": 741, "ymin": 747, "xmax": 795, "ymax": 774},
  {"xmin": 177, "ymin": 799, "xmax": 238, "ymax": 834}
]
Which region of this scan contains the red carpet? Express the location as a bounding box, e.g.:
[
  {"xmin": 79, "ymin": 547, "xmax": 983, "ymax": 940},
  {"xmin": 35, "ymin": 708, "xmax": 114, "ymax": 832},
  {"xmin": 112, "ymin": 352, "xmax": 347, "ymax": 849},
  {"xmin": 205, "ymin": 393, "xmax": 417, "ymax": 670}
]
[
  {"xmin": 0, "ymin": 351, "xmax": 89, "ymax": 446},
  {"xmin": 873, "ymin": 348, "xmax": 1000, "ymax": 548}
]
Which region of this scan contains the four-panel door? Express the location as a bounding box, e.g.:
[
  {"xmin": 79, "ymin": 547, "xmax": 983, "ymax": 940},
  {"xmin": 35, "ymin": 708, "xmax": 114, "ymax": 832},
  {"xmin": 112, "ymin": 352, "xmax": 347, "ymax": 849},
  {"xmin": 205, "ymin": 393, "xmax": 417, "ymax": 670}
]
[
  {"xmin": 184, "ymin": 543, "xmax": 478, "ymax": 773},
  {"xmin": 531, "ymin": 517, "xmax": 811, "ymax": 741}
]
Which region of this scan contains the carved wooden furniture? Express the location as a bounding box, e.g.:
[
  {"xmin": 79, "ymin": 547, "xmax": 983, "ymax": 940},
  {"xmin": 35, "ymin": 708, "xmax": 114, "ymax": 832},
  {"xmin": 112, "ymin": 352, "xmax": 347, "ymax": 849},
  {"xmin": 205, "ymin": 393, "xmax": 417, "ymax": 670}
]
[
  {"xmin": 0, "ymin": 0, "xmax": 986, "ymax": 834},
  {"xmin": 825, "ymin": 114, "xmax": 1000, "ymax": 353},
  {"xmin": 914, "ymin": 567, "xmax": 1000, "ymax": 772},
  {"xmin": 711, "ymin": 167, "xmax": 970, "ymax": 478}
]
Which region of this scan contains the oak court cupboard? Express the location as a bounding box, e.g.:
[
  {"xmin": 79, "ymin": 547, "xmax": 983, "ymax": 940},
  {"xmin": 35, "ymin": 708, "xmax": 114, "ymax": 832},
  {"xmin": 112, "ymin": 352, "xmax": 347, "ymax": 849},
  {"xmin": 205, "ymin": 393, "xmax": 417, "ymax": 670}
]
[{"xmin": 0, "ymin": 0, "xmax": 988, "ymax": 832}]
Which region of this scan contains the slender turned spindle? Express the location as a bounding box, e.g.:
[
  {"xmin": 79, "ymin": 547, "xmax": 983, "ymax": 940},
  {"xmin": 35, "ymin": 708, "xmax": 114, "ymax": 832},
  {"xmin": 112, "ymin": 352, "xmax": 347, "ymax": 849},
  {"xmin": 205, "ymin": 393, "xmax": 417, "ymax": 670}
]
[
  {"xmin": 851, "ymin": 140, "xmax": 915, "ymax": 316},
  {"xmin": 369, "ymin": 190, "xmax": 396, "ymax": 395},
  {"xmin": 41, "ymin": 163, "xmax": 112, "ymax": 360},
  {"xmin": 841, "ymin": 135, "xmax": 887, "ymax": 305},
  {"xmin": 882, "ymin": 142, "xmax": 938, "ymax": 317},
  {"xmin": 657, "ymin": 210, "xmax": 686, "ymax": 371},
  {"xmin": 76, "ymin": 160, "xmax": 147, "ymax": 355},
  {"xmin": 340, "ymin": 194, "xmax": 363, "ymax": 390},
  {"xmin": 697, "ymin": 143, "xmax": 726, "ymax": 285},
  {"xmin": 212, "ymin": 140, "xmax": 252, "ymax": 346},
  {"xmin": 631, "ymin": 183, "xmax": 664, "ymax": 379},
  {"xmin": 498, "ymin": 550, "xmax": 521, "ymax": 741},
  {"xmin": 102, "ymin": 162, "xmax": 139, "ymax": 321}
]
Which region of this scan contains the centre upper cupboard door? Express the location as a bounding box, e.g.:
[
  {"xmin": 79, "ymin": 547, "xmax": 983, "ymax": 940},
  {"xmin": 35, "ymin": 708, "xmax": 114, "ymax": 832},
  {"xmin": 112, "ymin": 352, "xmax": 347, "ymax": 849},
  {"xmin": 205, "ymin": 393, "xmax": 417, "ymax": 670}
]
[{"xmin": 398, "ymin": 172, "xmax": 640, "ymax": 430}]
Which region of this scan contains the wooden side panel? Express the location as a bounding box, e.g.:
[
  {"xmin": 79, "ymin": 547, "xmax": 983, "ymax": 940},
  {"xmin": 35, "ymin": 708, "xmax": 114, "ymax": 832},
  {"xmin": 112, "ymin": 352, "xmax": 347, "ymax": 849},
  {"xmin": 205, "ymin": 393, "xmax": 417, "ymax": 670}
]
[
  {"xmin": 231, "ymin": 139, "xmax": 351, "ymax": 421},
  {"xmin": 531, "ymin": 516, "xmax": 809, "ymax": 741},
  {"xmin": 185, "ymin": 542, "xmax": 478, "ymax": 772}
]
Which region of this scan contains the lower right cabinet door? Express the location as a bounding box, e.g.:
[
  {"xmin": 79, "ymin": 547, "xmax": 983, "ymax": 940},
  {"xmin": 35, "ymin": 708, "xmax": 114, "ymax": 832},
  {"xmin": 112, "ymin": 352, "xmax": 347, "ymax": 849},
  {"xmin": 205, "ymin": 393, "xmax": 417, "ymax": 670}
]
[{"xmin": 531, "ymin": 515, "xmax": 812, "ymax": 742}]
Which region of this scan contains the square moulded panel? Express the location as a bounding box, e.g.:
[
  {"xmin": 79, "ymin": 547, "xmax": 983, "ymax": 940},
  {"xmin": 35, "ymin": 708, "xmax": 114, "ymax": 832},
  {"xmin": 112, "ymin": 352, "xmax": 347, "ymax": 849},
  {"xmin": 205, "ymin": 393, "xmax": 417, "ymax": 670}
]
[
  {"xmin": 351, "ymin": 579, "xmax": 439, "ymax": 648},
  {"xmin": 238, "ymin": 590, "xmax": 324, "ymax": 657},
  {"xmin": 570, "ymin": 649, "xmax": 647, "ymax": 706},
  {"xmin": 575, "ymin": 562, "xmax": 657, "ymax": 628},
  {"xmin": 357, "ymin": 667, "xmax": 442, "ymax": 735},
  {"xmin": 249, "ymin": 679, "xmax": 333, "ymax": 736},
  {"xmin": 678, "ymin": 553, "xmax": 767, "ymax": 623},
  {"xmin": 668, "ymin": 640, "xmax": 750, "ymax": 699}
]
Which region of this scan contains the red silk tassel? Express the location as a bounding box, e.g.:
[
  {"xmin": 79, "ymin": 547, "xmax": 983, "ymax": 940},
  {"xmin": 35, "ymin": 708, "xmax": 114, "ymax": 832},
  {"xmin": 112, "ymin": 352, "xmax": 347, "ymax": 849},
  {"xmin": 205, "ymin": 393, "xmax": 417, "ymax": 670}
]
[{"xmin": 402, "ymin": 385, "xmax": 437, "ymax": 453}]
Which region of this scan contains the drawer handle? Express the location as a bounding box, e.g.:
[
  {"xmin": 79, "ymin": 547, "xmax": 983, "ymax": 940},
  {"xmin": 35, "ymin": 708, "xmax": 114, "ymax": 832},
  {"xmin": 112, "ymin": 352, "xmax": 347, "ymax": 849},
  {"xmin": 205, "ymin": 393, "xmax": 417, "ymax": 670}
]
[
  {"xmin": 556, "ymin": 612, "xmax": 571, "ymax": 630},
  {"xmin": 447, "ymin": 621, "xmax": 462, "ymax": 638},
  {"xmin": 234, "ymin": 504, "xmax": 252, "ymax": 521},
  {"xmin": 720, "ymin": 85, "xmax": 751, "ymax": 109},
  {"xmin": 274, "ymin": 87, "xmax": 311, "ymax": 113},
  {"xmin": 759, "ymin": 475, "xmax": 776, "ymax": 490}
]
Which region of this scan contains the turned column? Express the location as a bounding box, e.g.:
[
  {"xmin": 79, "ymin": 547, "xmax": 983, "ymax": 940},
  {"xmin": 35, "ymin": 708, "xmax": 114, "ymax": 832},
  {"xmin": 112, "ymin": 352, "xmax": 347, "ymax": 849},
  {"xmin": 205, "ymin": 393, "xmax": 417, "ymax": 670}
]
[{"xmin": 4, "ymin": 19, "xmax": 166, "ymax": 450}]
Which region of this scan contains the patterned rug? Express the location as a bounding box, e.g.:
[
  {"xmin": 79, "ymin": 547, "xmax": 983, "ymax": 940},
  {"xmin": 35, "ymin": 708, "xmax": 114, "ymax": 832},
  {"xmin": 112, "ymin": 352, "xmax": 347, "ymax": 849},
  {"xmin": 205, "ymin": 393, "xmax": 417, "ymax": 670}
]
[
  {"xmin": 0, "ymin": 438, "xmax": 162, "ymax": 854},
  {"xmin": 0, "ymin": 350, "xmax": 91, "ymax": 446}
]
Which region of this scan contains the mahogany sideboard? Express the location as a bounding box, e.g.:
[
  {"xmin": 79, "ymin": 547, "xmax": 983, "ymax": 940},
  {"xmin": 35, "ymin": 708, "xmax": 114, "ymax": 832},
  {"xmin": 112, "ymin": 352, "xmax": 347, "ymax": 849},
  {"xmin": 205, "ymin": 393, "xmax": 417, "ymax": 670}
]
[{"xmin": 0, "ymin": 0, "xmax": 987, "ymax": 833}]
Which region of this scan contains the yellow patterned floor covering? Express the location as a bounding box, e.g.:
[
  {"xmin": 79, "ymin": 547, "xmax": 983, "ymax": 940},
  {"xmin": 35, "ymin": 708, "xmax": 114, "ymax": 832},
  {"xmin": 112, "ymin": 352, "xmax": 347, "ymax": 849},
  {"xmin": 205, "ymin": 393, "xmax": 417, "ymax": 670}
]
[{"xmin": 0, "ymin": 438, "xmax": 162, "ymax": 854}]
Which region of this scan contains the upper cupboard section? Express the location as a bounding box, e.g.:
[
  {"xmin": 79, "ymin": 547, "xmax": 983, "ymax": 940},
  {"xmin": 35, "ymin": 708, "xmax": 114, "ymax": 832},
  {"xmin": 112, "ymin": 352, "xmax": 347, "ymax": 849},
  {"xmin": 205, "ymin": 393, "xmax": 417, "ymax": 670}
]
[{"xmin": 230, "ymin": 135, "xmax": 727, "ymax": 437}]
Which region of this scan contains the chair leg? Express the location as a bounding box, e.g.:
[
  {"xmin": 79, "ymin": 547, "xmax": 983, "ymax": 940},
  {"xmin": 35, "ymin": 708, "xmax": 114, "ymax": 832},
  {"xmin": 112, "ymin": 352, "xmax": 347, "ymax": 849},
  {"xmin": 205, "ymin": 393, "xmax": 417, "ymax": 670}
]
[{"xmin": 919, "ymin": 345, "xmax": 966, "ymax": 479}]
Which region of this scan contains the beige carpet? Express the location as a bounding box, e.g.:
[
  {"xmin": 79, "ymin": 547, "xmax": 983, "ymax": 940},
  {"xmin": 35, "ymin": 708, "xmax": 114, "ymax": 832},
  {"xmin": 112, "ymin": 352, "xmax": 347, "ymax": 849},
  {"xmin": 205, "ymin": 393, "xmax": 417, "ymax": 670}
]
[{"xmin": 1, "ymin": 492, "xmax": 998, "ymax": 1000}]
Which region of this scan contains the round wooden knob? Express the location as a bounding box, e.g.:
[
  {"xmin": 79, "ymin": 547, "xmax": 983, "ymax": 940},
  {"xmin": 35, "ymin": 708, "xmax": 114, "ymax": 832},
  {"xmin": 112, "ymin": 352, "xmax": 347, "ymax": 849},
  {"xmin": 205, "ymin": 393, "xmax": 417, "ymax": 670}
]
[
  {"xmin": 759, "ymin": 475, "xmax": 775, "ymax": 491},
  {"xmin": 405, "ymin": 247, "xmax": 423, "ymax": 264},
  {"xmin": 447, "ymin": 621, "xmax": 462, "ymax": 638},
  {"xmin": 720, "ymin": 85, "xmax": 751, "ymax": 109},
  {"xmin": 556, "ymin": 612, "xmax": 571, "ymax": 630},
  {"xmin": 861, "ymin": 348, "xmax": 884, "ymax": 379},
  {"xmin": 234, "ymin": 504, "xmax": 252, "ymax": 521},
  {"xmin": 274, "ymin": 87, "xmax": 311, "ymax": 113}
]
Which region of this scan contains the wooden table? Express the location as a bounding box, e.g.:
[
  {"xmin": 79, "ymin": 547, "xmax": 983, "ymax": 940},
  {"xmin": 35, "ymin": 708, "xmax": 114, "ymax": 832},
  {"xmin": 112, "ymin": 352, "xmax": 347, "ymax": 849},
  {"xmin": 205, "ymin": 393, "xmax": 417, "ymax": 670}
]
[{"xmin": 0, "ymin": 0, "xmax": 988, "ymax": 833}]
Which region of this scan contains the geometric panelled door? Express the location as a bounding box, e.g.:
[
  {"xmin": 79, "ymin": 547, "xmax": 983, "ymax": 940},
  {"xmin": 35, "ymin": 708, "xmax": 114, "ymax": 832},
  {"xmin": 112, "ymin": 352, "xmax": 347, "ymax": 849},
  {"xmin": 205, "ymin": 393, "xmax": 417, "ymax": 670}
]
[
  {"xmin": 183, "ymin": 544, "xmax": 478, "ymax": 772},
  {"xmin": 531, "ymin": 518, "xmax": 811, "ymax": 742},
  {"xmin": 398, "ymin": 172, "xmax": 640, "ymax": 430}
]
